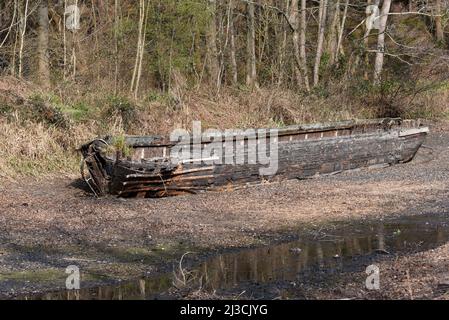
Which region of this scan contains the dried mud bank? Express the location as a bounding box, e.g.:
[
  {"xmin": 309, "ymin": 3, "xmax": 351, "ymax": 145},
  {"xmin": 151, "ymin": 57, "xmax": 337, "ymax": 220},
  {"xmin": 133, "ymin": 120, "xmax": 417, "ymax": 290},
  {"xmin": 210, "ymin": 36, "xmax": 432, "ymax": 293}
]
[
  {"xmin": 0, "ymin": 125, "xmax": 448, "ymax": 299},
  {"xmin": 276, "ymin": 243, "xmax": 449, "ymax": 300}
]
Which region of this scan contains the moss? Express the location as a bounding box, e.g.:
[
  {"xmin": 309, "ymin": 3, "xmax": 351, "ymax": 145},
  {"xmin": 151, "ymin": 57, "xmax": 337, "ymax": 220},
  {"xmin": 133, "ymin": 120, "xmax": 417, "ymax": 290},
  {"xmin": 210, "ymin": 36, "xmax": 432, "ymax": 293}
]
[
  {"xmin": 0, "ymin": 269, "xmax": 65, "ymax": 282},
  {"xmin": 0, "ymin": 241, "xmax": 193, "ymax": 291},
  {"xmin": 101, "ymin": 242, "xmax": 194, "ymax": 264}
]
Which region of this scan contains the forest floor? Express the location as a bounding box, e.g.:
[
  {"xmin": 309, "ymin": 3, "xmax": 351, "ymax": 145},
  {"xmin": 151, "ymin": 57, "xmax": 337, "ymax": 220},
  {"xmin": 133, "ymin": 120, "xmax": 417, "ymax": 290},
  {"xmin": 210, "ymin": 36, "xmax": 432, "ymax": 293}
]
[{"xmin": 0, "ymin": 123, "xmax": 448, "ymax": 299}]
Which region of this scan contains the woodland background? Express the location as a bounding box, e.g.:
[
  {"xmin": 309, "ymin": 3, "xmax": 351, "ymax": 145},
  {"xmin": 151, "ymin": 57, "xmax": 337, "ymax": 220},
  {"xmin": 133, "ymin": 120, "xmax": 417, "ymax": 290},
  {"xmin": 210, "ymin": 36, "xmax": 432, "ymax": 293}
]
[{"xmin": 0, "ymin": 0, "xmax": 448, "ymax": 177}]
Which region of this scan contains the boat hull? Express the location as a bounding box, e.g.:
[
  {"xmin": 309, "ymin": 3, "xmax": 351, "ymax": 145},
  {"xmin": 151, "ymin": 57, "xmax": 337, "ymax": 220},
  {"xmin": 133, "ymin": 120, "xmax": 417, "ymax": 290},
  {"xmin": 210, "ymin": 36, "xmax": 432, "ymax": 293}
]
[{"xmin": 80, "ymin": 118, "xmax": 428, "ymax": 198}]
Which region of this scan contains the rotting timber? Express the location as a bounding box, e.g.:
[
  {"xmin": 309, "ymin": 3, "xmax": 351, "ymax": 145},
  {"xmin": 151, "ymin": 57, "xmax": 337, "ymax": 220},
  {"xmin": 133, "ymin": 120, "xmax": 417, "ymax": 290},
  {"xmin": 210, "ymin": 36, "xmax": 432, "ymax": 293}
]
[{"xmin": 80, "ymin": 118, "xmax": 428, "ymax": 198}]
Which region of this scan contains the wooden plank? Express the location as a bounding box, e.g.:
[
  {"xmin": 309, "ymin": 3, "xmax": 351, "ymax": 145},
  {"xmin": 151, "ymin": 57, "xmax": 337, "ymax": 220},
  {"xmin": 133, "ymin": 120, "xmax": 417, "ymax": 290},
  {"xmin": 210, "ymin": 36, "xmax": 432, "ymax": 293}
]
[{"xmin": 80, "ymin": 118, "xmax": 428, "ymax": 197}]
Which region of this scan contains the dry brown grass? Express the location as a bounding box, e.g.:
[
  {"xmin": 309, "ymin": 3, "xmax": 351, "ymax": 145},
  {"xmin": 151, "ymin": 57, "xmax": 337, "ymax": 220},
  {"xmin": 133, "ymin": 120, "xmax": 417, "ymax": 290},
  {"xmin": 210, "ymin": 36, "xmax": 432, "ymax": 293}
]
[
  {"xmin": 0, "ymin": 73, "xmax": 448, "ymax": 179},
  {"xmin": 0, "ymin": 119, "xmax": 93, "ymax": 179},
  {"xmin": 119, "ymin": 86, "xmax": 377, "ymax": 137}
]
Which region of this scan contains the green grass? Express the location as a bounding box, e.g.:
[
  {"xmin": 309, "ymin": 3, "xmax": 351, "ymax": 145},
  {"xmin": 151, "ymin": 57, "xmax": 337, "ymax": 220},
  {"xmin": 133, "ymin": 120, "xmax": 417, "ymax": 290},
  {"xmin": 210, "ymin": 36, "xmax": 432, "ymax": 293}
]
[
  {"xmin": 0, "ymin": 269, "xmax": 65, "ymax": 282},
  {"xmin": 102, "ymin": 242, "xmax": 194, "ymax": 264},
  {"xmin": 59, "ymin": 102, "xmax": 93, "ymax": 122}
]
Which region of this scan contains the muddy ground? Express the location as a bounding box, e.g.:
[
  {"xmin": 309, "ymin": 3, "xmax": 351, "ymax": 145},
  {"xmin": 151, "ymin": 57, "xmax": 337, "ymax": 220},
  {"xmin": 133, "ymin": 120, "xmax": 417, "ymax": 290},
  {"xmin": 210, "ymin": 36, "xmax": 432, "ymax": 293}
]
[
  {"xmin": 0, "ymin": 123, "xmax": 448, "ymax": 299},
  {"xmin": 295, "ymin": 243, "xmax": 449, "ymax": 300}
]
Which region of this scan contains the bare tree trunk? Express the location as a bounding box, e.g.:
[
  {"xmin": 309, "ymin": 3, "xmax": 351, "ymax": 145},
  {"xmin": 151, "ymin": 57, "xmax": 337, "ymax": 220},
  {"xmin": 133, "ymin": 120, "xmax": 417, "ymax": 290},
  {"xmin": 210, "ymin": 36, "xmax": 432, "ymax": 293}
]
[
  {"xmin": 335, "ymin": 0, "xmax": 348, "ymax": 63},
  {"xmin": 258, "ymin": 1, "xmax": 269, "ymax": 63},
  {"xmin": 71, "ymin": 35, "xmax": 76, "ymax": 79},
  {"xmin": 290, "ymin": 0, "xmax": 302, "ymax": 87},
  {"xmin": 435, "ymin": 0, "xmax": 445, "ymax": 44},
  {"xmin": 114, "ymin": 0, "xmax": 120, "ymax": 94},
  {"xmin": 11, "ymin": 0, "xmax": 19, "ymax": 76},
  {"xmin": 0, "ymin": 0, "xmax": 17, "ymax": 49},
  {"xmin": 373, "ymin": 0, "xmax": 391, "ymax": 84},
  {"xmin": 63, "ymin": 0, "xmax": 67, "ymax": 80},
  {"xmin": 277, "ymin": 0, "xmax": 289, "ymax": 86},
  {"xmin": 130, "ymin": 0, "xmax": 145, "ymax": 97},
  {"xmin": 313, "ymin": 0, "xmax": 328, "ymax": 87},
  {"xmin": 219, "ymin": 0, "xmax": 231, "ymax": 93},
  {"xmin": 91, "ymin": 1, "xmax": 99, "ymax": 49},
  {"xmin": 246, "ymin": 0, "xmax": 258, "ymax": 89},
  {"xmin": 37, "ymin": 0, "xmax": 50, "ymax": 88},
  {"xmin": 91, "ymin": 0, "xmax": 100, "ymax": 82},
  {"xmin": 18, "ymin": 0, "xmax": 29, "ymax": 78},
  {"xmin": 229, "ymin": 0, "xmax": 238, "ymax": 85},
  {"xmin": 206, "ymin": 0, "xmax": 220, "ymax": 88},
  {"xmin": 363, "ymin": 0, "xmax": 374, "ymax": 80},
  {"xmin": 327, "ymin": 0, "xmax": 340, "ymax": 65},
  {"xmin": 71, "ymin": 0, "xmax": 79, "ymax": 79},
  {"xmin": 130, "ymin": 0, "xmax": 143, "ymax": 93},
  {"xmin": 134, "ymin": 1, "xmax": 149, "ymax": 99},
  {"xmin": 300, "ymin": 0, "xmax": 310, "ymax": 91}
]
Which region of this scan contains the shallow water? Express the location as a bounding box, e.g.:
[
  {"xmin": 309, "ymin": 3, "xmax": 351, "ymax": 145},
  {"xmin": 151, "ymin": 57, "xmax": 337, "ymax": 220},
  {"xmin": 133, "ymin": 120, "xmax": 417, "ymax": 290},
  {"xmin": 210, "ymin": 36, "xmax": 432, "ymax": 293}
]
[{"xmin": 24, "ymin": 213, "xmax": 449, "ymax": 300}]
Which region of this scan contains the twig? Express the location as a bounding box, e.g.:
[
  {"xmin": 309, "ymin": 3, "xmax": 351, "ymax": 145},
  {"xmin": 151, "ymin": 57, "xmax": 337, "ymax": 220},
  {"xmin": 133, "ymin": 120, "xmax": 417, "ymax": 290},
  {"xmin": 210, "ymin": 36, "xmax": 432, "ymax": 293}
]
[{"xmin": 406, "ymin": 269, "xmax": 414, "ymax": 300}]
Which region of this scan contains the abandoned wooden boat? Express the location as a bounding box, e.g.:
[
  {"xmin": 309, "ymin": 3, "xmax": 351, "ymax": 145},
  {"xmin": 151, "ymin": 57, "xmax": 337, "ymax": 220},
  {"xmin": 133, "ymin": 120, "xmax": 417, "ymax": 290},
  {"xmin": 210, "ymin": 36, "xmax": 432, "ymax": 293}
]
[{"xmin": 80, "ymin": 118, "xmax": 428, "ymax": 198}]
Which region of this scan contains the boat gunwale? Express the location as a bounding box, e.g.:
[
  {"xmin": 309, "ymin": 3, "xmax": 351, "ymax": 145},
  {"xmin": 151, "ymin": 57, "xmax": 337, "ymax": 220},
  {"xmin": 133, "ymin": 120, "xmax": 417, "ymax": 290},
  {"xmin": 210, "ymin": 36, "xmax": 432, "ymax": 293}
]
[
  {"xmin": 94, "ymin": 118, "xmax": 423, "ymax": 150},
  {"xmin": 103, "ymin": 126, "xmax": 429, "ymax": 168}
]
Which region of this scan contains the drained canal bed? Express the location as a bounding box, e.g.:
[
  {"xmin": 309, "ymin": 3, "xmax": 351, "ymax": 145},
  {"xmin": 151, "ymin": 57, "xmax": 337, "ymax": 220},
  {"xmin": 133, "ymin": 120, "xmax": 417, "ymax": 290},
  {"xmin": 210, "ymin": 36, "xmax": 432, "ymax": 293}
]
[{"xmin": 20, "ymin": 212, "xmax": 449, "ymax": 300}]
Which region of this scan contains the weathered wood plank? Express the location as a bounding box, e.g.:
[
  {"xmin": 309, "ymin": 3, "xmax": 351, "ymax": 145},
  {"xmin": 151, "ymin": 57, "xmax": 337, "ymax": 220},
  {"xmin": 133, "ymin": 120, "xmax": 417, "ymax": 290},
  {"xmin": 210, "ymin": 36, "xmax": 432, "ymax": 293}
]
[{"xmin": 79, "ymin": 118, "xmax": 428, "ymax": 198}]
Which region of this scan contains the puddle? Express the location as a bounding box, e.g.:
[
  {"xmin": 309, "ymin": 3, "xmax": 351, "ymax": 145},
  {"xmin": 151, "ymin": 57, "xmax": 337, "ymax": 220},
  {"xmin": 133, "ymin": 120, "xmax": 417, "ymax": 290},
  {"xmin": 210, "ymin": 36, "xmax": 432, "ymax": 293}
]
[{"xmin": 21, "ymin": 213, "xmax": 449, "ymax": 300}]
